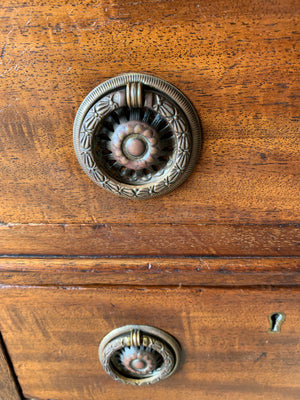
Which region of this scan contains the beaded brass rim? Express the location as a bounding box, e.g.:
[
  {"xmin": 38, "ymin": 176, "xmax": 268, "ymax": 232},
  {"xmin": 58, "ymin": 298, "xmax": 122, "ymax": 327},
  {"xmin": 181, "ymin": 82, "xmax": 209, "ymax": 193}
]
[
  {"xmin": 98, "ymin": 325, "xmax": 181, "ymax": 385},
  {"xmin": 73, "ymin": 73, "xmax": 201, "ymax": 199}
]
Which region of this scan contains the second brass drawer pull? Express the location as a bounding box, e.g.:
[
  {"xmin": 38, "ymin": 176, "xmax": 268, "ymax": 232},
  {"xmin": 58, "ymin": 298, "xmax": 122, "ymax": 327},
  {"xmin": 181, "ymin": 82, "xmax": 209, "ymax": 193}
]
[{"xmin": 99, "ymin": 325, "xmax": 181, "ymax": 385}]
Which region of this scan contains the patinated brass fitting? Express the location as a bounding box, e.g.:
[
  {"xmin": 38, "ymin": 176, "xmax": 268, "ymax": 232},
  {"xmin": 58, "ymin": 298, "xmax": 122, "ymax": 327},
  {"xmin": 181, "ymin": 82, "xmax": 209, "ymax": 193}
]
[
  {"xmin": 73, "ymin": 73, "xmax": 201, "ymax": 199},
  {"xmin": 99, "ymin": 325, "xmax": 181, "ymax": 385}
]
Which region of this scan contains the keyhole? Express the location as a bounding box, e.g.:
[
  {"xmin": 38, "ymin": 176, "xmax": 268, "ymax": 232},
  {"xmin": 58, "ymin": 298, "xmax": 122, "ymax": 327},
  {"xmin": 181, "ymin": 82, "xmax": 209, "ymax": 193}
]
[{"xmin": 268, "ymin": 312, "xmax": 286, "ymax": 333}]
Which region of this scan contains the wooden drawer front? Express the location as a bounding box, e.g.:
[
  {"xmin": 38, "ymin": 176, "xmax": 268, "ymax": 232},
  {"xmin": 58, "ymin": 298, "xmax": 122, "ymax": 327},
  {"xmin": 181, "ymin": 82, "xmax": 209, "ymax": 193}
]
[
  {"xmin": 0, "ymin": 0, "xmax": 299, "ymax": 258},
  {"xmin": 0, "ymin": 286, "xmax": 299, "ymax": 400}
]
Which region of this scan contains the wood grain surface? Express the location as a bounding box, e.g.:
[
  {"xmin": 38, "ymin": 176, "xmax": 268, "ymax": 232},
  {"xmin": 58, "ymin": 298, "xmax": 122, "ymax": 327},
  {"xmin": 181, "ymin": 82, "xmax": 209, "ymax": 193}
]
[
  {"xmin": 0, "ymin": 333, "xmax": 22, "ymax": 400},
  {"xmin": 0, "ymin": 256, "xmax": 299, "ymax": 286},
  {"xmin": 0, "ymin": 223, "xmax": 299, "ymax": 256},
  {"xmin": 0, "ymin": 2, "xmax": 299, "ymax": 398},
  {"xmin": 0, "ymin": 285, "xmax": 299, "ymax": 400},
  {"xmin": 0, "ymin": 0, "xmax": 299, "ymax": 228}
]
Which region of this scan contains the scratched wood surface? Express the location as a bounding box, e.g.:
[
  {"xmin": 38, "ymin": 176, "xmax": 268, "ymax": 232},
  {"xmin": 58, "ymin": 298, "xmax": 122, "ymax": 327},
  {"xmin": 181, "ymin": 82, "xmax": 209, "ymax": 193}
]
[
  {"xmin": 0, "ymin": 257, "xmax": 299, "ymax": 286},
  {"xmin": 0, "ymin": 285, "xmax": 299, "ymax": 400},
  {"xmin": 0, "ymin": 223, "xmax": 299, "ymax": 256},
  {"xmin": 0, "ymin": 0, "xmax": 299, "ymax": 234}
]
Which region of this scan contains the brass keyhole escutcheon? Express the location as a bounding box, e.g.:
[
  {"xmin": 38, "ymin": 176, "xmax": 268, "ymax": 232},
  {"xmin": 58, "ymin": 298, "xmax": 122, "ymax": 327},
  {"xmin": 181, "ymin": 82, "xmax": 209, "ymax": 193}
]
[
  {"xmin": 73, "ymin": 73, "xmax": 202, "ymax": 199},
  {"xmin": 98, "ymin": 325, "xmax": 181, "ymax": 385}
]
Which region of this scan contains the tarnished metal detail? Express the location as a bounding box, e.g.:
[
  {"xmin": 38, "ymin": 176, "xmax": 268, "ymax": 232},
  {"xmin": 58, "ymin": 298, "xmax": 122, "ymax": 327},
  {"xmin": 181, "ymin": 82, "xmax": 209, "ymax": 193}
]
[
  {"xmin": 126, "ymin": 82, "xmax": 143, "ymax": 108},
  {"xmin": 73, "ymin": 73, "xmax": 202, "ymax": 199},
  {"xmin": 120, "ymin": 346, "xmax": 159, "ymax": 376},
  {"xmin": 130, "ymin": 329, "xmax": 141, "ymax": 347},
  {"xmin": 111, "ymin": 120, "xmax": 160, "ymax": 171},
  {"xmin": 99, "ymin": 325, "xmax": 181, "ymax": 386}
]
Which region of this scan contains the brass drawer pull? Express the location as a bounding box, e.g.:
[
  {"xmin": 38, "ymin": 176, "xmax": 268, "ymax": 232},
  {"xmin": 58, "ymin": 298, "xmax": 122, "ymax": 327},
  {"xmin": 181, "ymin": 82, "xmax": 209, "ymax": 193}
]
[
  {"xmin": 73, "ymin": 73, "xmax": 201, "ymax": 199},
  {"xmin": 98, "ymin": 325, "xmax": 181, "ymax": 385}
]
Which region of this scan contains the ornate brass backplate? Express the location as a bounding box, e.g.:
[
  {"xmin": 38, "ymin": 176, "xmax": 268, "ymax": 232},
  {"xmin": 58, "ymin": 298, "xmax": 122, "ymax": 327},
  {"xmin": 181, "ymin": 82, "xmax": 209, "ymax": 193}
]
[
  {"xmin": 98, "ymin": 325, "xmax": 181, "ymax": 385},
  {"xmin": 73, "ymin": 73, "xmax": 201, "ymax": 199}
]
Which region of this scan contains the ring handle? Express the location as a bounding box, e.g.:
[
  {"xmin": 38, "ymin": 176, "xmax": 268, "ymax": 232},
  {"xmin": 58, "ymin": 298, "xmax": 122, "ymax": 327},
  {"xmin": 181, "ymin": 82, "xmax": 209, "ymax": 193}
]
[
  {"xmin": 98, "ymin": 325, "xmax": 181, "ymax": 385},
  {"xmin": 73, "ymin": 73, "xmax": 201, "ymax": 199}
]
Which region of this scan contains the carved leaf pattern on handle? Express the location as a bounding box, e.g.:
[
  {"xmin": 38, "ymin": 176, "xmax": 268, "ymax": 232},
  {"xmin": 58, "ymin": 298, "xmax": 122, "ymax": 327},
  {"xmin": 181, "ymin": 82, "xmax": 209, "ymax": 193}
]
[{"xmin": 77, "ymin": 82, "xmax": 195, "ymax": 198}]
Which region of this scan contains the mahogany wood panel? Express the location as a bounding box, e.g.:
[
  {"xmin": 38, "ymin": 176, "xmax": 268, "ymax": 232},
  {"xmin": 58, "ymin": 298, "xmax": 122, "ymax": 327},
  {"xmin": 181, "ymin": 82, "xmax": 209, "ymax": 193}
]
[
  {"xmin": 0, "ymin": 257, "xmax": 299, "ymax": 286},
  {"xmin": 0, "ymin": 223, "xmax": 299, "ymax": 256},
  {"xmin": 0, "ymin": 0, "xmax": 299, "ymax": 227},
  {"xmin": 0, "ymin": 333, "xmax": 22, "ymax": 400},
  {"xmin": 0, "ymin": 286, "xmax": 299, "ymax": 400}
]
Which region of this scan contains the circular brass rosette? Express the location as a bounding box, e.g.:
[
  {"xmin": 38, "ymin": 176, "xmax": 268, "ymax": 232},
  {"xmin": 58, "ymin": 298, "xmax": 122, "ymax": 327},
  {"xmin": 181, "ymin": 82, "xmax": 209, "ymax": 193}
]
[
  {"xmin": 98, "ymin": 325, "xmax": 181, "ymax": 385},
  {"xmin": 73, "ymin": 73, "xmax": 201, "ymax": 199}
]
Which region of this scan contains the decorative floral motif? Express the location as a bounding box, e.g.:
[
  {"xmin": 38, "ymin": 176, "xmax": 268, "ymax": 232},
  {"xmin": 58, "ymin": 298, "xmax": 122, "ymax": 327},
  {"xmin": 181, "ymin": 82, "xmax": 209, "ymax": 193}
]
[
  {"xmin": 79, "ymin": 95, "xmax": 119, "ymax": 185},
  {"xmin": 95, "ymin": 95, "xmax": 118, "ymax": 115},
  {"xmin": 150, "ymin": 94, "xmax": 192, "ymax": 191},
  {"xmin": 111, "ymin": 121, "xmax": 160, "ymax": 171},
  {"xmin": 153, "ymin": 95, "xmax": 175, "ymax": 117},
  {"xmin": 119, "ymin": 346, "xmax": 160, "ymax": 376},
  {"xmin": 100, "ymin": 334, "xmax": 175, "ymax": 385},
  {"xmin": 74, "ymin": 75, "xmax": 200, "ymax": 199}
]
